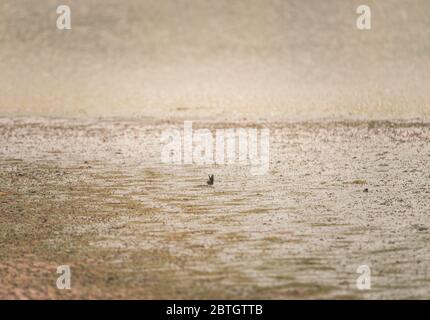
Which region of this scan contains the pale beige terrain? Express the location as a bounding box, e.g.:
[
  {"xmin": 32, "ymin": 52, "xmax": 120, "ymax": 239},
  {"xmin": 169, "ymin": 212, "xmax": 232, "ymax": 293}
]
[
  {"xmin": 0, "ymin": 117, "xmax": 429, "ymax": 299},
  {"xmin": 1, "ymin": 0, "xmax": 430, "ymax": 120},
  {"xmin": 1, "ymin": 0, "xmax": 429, "ymax": 300}
]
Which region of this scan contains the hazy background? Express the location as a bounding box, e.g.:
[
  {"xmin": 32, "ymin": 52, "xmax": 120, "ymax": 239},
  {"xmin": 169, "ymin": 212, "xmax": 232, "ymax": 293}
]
[{"xmin": 0, "ymin": 0, "xmax": 429, "ymax": 120}]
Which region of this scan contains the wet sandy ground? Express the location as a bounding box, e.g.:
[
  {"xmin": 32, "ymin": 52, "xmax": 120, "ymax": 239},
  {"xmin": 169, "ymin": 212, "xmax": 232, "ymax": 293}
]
[{"xmin": 0, "ymin": 117, "xmax": 429, "ymax": 299}]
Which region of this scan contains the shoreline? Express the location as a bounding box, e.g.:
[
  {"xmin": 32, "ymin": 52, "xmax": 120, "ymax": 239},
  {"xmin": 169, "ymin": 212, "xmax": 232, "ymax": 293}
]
[{"xmin": 1, "ymin": 117, "xmax": 429, "ymax": 299}]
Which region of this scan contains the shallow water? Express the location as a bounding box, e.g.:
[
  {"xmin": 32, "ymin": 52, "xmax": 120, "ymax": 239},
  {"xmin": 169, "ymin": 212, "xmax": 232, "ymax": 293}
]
[{"xmin": 0, "ymin": 117, "xmax": 429, "ymax": 299}]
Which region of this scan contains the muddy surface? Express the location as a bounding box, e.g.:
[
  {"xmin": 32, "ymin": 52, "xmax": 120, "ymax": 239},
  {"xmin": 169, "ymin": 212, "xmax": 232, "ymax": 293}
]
[{"xmin": 0, "ymin": 117, "xmax": 429, "ymax": 299}]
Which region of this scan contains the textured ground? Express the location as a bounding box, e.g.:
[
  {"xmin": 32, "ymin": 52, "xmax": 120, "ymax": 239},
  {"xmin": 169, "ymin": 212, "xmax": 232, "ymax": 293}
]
[{"xmin": 0, "ymin": 117, "xmax": 429, "ymax": 299}]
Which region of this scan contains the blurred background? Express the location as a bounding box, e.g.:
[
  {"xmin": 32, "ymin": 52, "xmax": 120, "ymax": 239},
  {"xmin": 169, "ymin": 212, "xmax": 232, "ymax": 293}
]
[{"xmin": 0, "ymin": 0, "xmax": 429, "ymax": 120}]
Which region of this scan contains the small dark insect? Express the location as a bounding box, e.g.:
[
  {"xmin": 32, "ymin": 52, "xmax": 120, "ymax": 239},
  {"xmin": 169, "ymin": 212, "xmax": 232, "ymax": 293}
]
[
  {"xmin": 363, "ymin": 188, "xmax": 369, "ymax": 193},
  {"xmin": 207, "ymin": 174, "xmax": 214, "ymax": 185}
]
